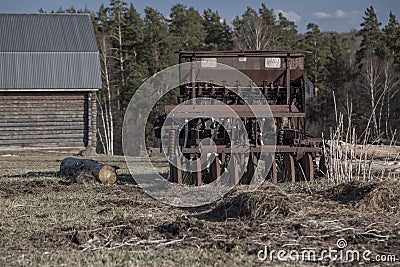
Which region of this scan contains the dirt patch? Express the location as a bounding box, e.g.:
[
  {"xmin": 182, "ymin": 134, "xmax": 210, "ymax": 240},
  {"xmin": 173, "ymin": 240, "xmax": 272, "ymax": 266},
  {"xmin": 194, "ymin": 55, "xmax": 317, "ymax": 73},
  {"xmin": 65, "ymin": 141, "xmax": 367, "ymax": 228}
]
[
  {"xmin": 206, "ymin": 183, "xmax": 295, "ymax": 221},
  {"xmin": 65, "ymin": 217, "xmax": 154, "ymax": 250},
  {"xmin": 0, "ymin": 177, "xmax": 145, "ymax": 199},
  {"xmin": 157, "ymin": 215, "xmax": 206, "ymax": 239},
  {"xmin": 324, "ymin": 181, "xmax": 375, "ymax": 204}
]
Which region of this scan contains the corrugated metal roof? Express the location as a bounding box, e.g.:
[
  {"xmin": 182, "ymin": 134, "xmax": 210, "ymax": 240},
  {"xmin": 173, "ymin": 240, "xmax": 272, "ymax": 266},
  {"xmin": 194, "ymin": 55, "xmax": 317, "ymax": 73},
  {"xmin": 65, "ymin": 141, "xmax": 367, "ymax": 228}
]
[
  {"xmin": 0, "ymin": 14, "xmax": 98, "ymax": 52},
  {"xmin": 0, "ymin": 14, "xmax": 101, "ymax": 89},
  {"xmin": 0, "ymin": 52, "xmax": 101, "ymax": 89}
]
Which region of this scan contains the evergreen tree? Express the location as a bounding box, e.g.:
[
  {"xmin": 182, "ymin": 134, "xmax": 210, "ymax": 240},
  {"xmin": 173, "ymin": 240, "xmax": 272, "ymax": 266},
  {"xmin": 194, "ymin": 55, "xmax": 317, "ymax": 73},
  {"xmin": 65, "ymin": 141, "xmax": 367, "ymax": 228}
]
[
  {"xmin": 122, "ymin": 4, "xmax": 147, "ymax": 105},
  {"xmin": 96, "ymin": 4, "xmax": 109, "ymax": 33},
  {"xmin": 381, "ymin": 13, "xmax": 400, "ymax": 138},
  {"xmin": 326, "ymin": 33, "xmax": 353, "ymax": 128},
  {"xmin": 220, "ymin": 20, "xmax": 234, "ymax": 50},
  {"xmin": 259, "ymin": 4, "xmax": 278, "ymax": 49},
  {"xmin": 169, "ymin": 4, "xmax": 206, "ymax": 51},
  {"xmin": 203, "ymin": 9, "xmax": 233, "ymax": 50},
  {"xmin": 383, "ymin": 12, "xmax": 400, "ymax": 70},
  {"xmin": 303, "ymin": 23, "xmax": 329, "ymax": 95},
  {"xmin": 259, "ymin": 3, "xmax": 275, "ymax": 25},
  {"xmin": 356, "ymin": 6, "xmax": 386, "ymax": 62},
  {"xmin": 355, "ymin": 6, "xmax": 391, "ymax": 138},
  {"xmin": 123, "ymin": 4, "xmax": 144, "ymax": 54},
  {"xmin": 326, "ymin": 33, "xmax": 351, "ymax": 90},
  {"xmin": 302, "ymin": 23, "xmax": 331, "ymax": 134},
  {"xmin": 276, "ymin": 12, "xmax": 298, "ymax": 50},
  {"xmin": 142, "ymin": 7, "xmax": 175, "ymax": 75},
  {"xmin": 107, "ymin": 0, "xmax": 129, "ymax": 111}
]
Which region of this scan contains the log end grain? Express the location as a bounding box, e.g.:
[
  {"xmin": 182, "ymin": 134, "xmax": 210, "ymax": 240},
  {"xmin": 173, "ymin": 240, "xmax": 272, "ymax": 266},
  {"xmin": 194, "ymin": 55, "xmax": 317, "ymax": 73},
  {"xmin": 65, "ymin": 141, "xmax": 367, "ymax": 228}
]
[{"xmin": 98, "ymin": 165, "xmax": 117, "ymax": 184}]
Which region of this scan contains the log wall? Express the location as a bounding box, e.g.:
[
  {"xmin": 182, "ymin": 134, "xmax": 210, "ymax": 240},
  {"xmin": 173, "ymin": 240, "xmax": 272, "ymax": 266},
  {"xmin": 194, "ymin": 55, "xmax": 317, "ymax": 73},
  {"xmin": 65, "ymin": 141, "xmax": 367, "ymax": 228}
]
[{"xmin": 0, "ymin": 91, "xmax": 96, "ymax": 150}]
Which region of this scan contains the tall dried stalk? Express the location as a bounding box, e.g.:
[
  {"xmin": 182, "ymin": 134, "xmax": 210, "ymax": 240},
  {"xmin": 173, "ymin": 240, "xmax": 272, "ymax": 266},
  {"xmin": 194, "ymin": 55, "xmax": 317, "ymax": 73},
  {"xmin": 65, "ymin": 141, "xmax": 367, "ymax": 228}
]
[{"xmin": 322, "ymin": 92, "xmax": 397, "ymax": 184}]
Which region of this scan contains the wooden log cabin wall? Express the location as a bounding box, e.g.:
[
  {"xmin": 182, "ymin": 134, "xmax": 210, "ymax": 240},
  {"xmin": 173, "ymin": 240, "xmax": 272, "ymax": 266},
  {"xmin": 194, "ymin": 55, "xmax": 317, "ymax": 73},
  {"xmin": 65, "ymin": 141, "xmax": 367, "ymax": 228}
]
[{"xmin": 0, "ymin": 14, "xmax": 101, "ymax": 151}]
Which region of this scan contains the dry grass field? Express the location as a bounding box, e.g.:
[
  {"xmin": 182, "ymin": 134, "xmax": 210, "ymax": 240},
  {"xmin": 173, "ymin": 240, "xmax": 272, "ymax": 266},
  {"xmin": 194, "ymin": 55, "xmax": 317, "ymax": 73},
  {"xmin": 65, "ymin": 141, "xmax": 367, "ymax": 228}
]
[{"xmin": 0, "ymin": 150, "xmax": 399, "ymax": 266}]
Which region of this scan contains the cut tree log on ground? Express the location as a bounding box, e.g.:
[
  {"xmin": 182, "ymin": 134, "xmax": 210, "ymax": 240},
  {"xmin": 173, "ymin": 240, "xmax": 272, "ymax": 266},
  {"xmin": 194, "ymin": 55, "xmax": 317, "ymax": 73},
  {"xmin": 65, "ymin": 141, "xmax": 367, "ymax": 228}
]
[{"xmin": 60, "ymin": 157, "xmax": 118, "ymax": 184}]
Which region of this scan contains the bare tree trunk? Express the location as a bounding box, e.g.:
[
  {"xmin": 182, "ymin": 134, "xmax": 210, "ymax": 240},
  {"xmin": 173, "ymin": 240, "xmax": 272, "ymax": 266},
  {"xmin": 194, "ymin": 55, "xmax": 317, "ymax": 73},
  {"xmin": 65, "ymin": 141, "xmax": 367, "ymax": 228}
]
[
  {"xmin": 312, "ymin": 40, "xmax": 319, "ymax": 97},
  {"xmin": 360, "ymin": 57, "xmax": 400, "ymax": 141},
  {"xmin": 386, "ymin": 89, "xmax": 390, "ymax": 138},
  {"xmin": 236, "ymin": 14, "xmax": 273, "ymax": 51},
  {"xmin": 116, "ymin": 11, "xmax": 125, "ymax": 111},
  {"xmin": 382, "ymin": 59, "xmax": 400, "ymax": 138},
  {"xmin": 97, "ymin": 96, "xmax": 108, "ymax": 153},
  {"xmin": 104, "ymin": 57, "xmax": 114, "ymax": 155},
  {"xmin": 381, "ymin": 61, "xmax": 389, "ymax": 139},
  {"xmin": 368, "ymin": 60, "xmax": 379, "ymax": 137},
  {"xmin": 98, "ymin": 37, "xmax": 114, "ymax": 155},
  {"xmin": 378, "ymin": 94, "xmax": 384, "ymax": 136},
  {"xmin": 361, "ymin": 57, "xmax": 383, "ymax": 139}
]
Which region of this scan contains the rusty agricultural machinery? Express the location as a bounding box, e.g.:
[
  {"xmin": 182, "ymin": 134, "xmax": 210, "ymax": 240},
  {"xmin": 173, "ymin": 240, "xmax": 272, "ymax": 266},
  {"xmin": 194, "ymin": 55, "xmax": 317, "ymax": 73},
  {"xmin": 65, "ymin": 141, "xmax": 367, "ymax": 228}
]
[{"xmin": 154, "ymin": 50, "xmax": 324, "ymax": 185}]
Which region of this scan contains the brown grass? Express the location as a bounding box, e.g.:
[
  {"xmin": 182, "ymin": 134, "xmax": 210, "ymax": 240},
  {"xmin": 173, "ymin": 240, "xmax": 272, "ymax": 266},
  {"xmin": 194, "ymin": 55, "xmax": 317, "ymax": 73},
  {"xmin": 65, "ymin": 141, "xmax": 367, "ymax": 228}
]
[
  {"xmin": 357, "ymin": 179, "xmax": 400, "ymax": 214},
  {"xmin": 1, "ymin": 151, "xmax": 399, "ymax": 266}
]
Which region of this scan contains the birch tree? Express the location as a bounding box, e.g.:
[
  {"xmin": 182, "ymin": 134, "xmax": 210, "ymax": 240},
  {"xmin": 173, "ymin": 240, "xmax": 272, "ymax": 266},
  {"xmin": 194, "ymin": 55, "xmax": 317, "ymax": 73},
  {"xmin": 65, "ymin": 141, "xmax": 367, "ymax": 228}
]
[
  {"xmin": 98, "ymin": 36, "xmax": 115, "ymax": 155},
  {"xmin": 95, "ymin": 4, "xmax": 115, "ymax": 154},
  {"xmin": 233, "ymin": 7, "xmax": 275, "ymax": 50}
]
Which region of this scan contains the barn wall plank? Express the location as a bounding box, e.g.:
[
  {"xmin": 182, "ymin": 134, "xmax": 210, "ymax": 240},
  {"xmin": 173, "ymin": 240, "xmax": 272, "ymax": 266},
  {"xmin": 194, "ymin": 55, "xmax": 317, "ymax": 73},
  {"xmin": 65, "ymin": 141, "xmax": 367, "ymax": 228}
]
[
  {"xmin": 0, "ymin": 91, "xmax": 91, "ymax": 149},
  {"xmin": 0, "ymin": 130, "xmax": 84, "ymax": 136}
]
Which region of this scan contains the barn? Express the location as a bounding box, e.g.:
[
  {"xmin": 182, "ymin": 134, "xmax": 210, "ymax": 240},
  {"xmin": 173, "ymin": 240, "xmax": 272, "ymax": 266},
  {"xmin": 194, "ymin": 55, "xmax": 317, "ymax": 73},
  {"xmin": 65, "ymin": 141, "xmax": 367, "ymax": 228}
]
[{"xmin": 0, "ymin": 14, "xmax": 101, "ymax": 152}]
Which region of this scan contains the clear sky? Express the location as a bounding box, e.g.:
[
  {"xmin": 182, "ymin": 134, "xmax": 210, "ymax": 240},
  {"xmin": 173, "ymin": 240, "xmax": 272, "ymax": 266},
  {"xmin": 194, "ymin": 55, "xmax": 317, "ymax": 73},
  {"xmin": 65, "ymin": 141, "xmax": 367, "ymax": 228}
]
[{"xmin": 0, "ymin": 0, "xmax": 398, "ymax": 33}]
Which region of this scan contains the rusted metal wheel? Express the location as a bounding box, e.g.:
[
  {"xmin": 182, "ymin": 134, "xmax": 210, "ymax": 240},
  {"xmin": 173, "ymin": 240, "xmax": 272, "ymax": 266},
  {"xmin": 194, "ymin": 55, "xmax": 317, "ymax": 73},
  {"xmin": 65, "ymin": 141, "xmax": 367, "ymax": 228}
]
[
  {"xmin": 300, "ymin": 153, "xmax": 314, "ymax": 182},
  {"xmin": 283, "ymin": 153, "xmax": 296, "ymax": 182}
]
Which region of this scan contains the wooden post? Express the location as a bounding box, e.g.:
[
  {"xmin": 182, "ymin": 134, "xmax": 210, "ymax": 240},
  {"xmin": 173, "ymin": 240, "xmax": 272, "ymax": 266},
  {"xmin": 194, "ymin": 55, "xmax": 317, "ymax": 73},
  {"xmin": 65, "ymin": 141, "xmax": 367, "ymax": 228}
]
[
  {"xmin": 87, "ymin": 92, "xmax": 92, "ymax": 148},
  {"xmin": 91, "ymin": 91, "xmax": 97, "ymax": 149},
  {"xmin": 284, "ymin": 153, "xmax": 296, "ymax": 183},
  {"xmin": 286, "ymin": 54, "xmax": 291, "ymax": 106},
  {"xmin": 195, "ymin": 156, "xmax": 202, "ymax": 186},
  {"xmin": 272, "ymin": 158, "xmax": 278, "ymax": 183},
  {"xmin": 176, "ymin": 156, "xmax": 182, "ymax": 184}
]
